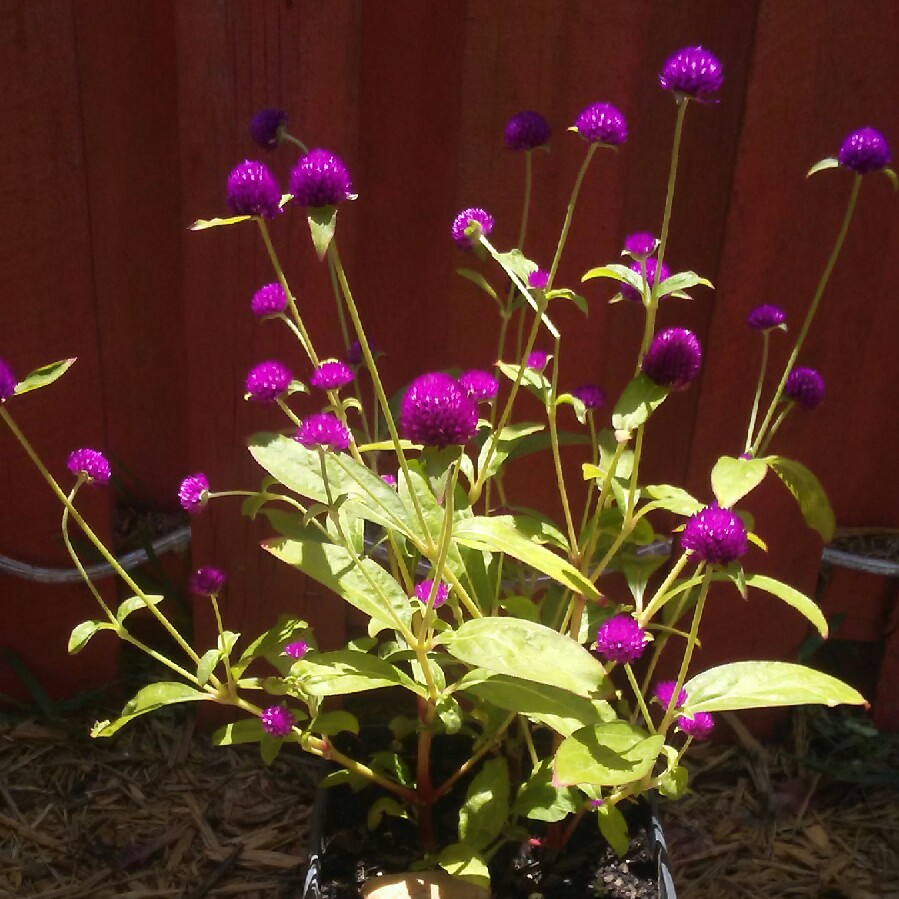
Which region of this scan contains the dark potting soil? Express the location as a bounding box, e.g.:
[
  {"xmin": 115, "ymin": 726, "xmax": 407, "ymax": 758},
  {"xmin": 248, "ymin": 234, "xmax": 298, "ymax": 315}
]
[{"xmin": 313, "ymin": 785, "xmax": 660, "ymax": 899}]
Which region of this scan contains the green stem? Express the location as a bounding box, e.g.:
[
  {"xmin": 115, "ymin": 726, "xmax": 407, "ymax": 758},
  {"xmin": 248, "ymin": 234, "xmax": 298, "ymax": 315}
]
[
  {"xmin": 517, "ymin": 151, "xmax": 533, "ymax": 251},
  {"xmin": 744, "ymin": 331, "xmax": 771, "ymax": 453},
  {"xmin": 548, "ymin": 143, "xmax": 598, "ymax": 289},
  {"xmin": 624, "ymin": 662, "xmax": 654, "ymax": 731},
  {"xmin": 275, "ymin": 396, "xmax": 302, "ymax": 427},
  {"xmin": 546, "ymin": 338, "xmax": 579, "ymax": 557},
  {"xmin": 434, "ymin": 711, "xmax": 517, "ymax": 798},
  {"xmin": 638, "ymin": 552, "xmax": 693, "ymax": 625},
  {"xmin": 282, "ymin": 132, "xmax": 309, "ymax": 153},
  {"xmin": 209, "ymin": 592, "xmax": 235, "ymax": 691},
  {"xmin": 757, "ymin": 403, "xmax": 793, "ymax": 456}
]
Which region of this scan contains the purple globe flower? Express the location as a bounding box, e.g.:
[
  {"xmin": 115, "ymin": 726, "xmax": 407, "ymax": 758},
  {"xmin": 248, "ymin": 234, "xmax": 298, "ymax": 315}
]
[
  {"xmin": 260, "ymin": 706, "xmax": 295, "ymax": 737},
  {"xmin": 289, "ymin": 149, "xmax": 353, "ymax": 207},
  {"xmin": 245, "ymin": 360, "xmax": 292, "ymax": 403},
  {"xmin": 459, "ymin": 369, "xmax": 499, "ymax": 402},
  {"xmin": 451, "ymin": 207, "xmax": 495, "ymax": 248},
  {"xmin": 414, "ymin": 579, "xmax": 449, "ymax": 609},
  {"xmin": 526, "ymin": 350, "xmax": 549, "ymax": 370},
  {"xmin": 66, "ymin": 448, "xmax": 111, "ymax": 485},
  {"xmin": 654, "ymin": 680, "xmax": 688, "ymax": 710},
  {"xmin": 594, "ymin": 614, "xmax": 647, "ymax": 663},
  {"xmin": 528, "ymin": 269, "xmax": 549, "ymax": 290},
  {"xmin": 574, "ymin": 102, "xmax": 628, "ymax": 145},
  {"xmin": 747, "ymin": 304, "xmax": 786, "ymax": 331},
  {"xmin": 504, "ymin": 110, "xmax": 551, "ymax": 150},
  {"xmin": 179, "ymin": 473, "xmax": 210, "ymax": 514},
  {"xmin": 641, "ymin": 328, "xmax": 702, "ymax": 390},
  {"xmin": 623, "ymin": 232, "xmax": 658, "ymax": 260},
  {"xmin": 571, "ymin": 384, "xmax": 606, "ymax": 410},
  {"xmin": 381, "ymin": 473, "xmax": 397, "ymax": 487},
  {"xmin": 399, "ymin": 372, "xmax": 479, "ymax": 448},
  {"xmin": 189, "ymin": 567, "xmax": 226, "ymax": 597},
  {"xmin": 294, "ymin": 413, "xmax": 351, "ymax": 452},
  {"xmin": 677, "ymin": 711, "xmax": 715, "ymax": 740},
  {"xmin": 838, "ymin": 127, "xmax": 891, "ymax": 174},
  {"xmin": 226, "ymin": 160, "xmax": 282, "ymax": 219},
  {"xmin": 659, "ymin": 46, "xmax": 724, "ymax": 101},
  {"xmin": 346, "ymin": 340, "xmax": 367, "ymax": 367},
  {"xmin": 621, "ymin": 258, "xmax": 671, "ymax": 302},
  {"xmin": 250, "ymin": 108, "xmax": 287, "ymax": 151},
  {"xmin": 310, "ymin": 361, "xmax": 354, "ymax": 391},
  {"xmin": 251, "ymin": 283, "xmax": 288, "ymax": 317},
  {"xmin": 681, "ymin": 504, "xmax": 748, "ymax": 564},
  {"xmin": 0, "ymin": 359, "xmax": 17, "ymax": 401},
  {"xmin": 284, "ymin": 640, "xmax": 309, "ymax": 660},
  {"xmin": 784, "ymin": 367, "xmax": 825, "ymax": 410}
]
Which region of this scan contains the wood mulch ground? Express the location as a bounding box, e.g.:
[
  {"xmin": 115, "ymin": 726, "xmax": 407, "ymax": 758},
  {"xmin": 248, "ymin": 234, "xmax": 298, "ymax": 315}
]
[{"xmin": 1, "ymin": 702, "xmax": 897, "ymax": 898}]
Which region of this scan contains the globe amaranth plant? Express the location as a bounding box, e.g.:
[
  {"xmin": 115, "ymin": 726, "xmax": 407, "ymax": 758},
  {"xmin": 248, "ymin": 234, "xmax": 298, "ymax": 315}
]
[{"xmin": 2, "ymin": 43, "xmax": 893, "ymax": 891}]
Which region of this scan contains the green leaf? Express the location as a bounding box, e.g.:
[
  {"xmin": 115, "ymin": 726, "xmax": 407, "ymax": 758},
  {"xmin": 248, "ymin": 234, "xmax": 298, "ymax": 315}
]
[
  {"xmin": 806, "ymin": 157, "xmax": 839, "ymax": 177},
  {"xmin": 554, "ymin": 721, "xmax": 665, "ymax": 787},
  {"xmin": 291, "ymin": 650, "xmax": 425, "ymax": 697},
  {"xmin": 512, "ymin": 759, "xmax": 580, "ymax": 822},
  {"xmin": 307, "ymin": 205, "xmax": 338, "ymax": 260},
  {"xmin": 556, "ymin": 392, "xmax": 588, "ymax": 424},
  {"xmin": 259, "ymin": 733, "xmax": 284, "ymax": 765},
  {"xmin": 491, "ymin": 248, "xmax": 559, "ymax": 338},
  {"xmin": 581, "ymin": 263, "xmax": 643, "ymax": 291},
  {"xmin": 453, "ymin": 515, "xmax": 601, "ymax": 603},
  {"xmin": 745, "ymin": 574, "xmax": 828, "ymax": 637},
  {"xmin": 116, "ymin": 594, "xmax": 164, "ymax": 624},
  {"xmin": 656, "ymin": 271, "xmax": 714, "ymax": 297},
  {"xmin": 437, "ymin": 843, "xmax": 490, "ymax": 890},
  {"xmin": 644, "ymin": 485, "xmax": 704, "ymax": 517},
  {"xmin": 882, "ymin": 167, "xmax": 898, "ymax": 191},
  {"xmin": 68, "ymin": 620, "xmax": 115, "ymax": 654},
  {"xmin": 212, "ymin": 718, "xmax": 266, "ymax": 746},
  {"xmin": 367, "ymin": 796, "xmax": 410, "ymax": 830},
  {"xmin": 765, "ymin": 456, "xmax": 835, "ymax": 542},
  {"xmin": 196, "ymin": 648, "xmax": 221, "ymax": 686},
  {"xmin": 233, "ymin": 616, "xmax": 309, "ymax": 677},
  {"xmin": 91, "ymin": 683, "xmax": 210, "ymax": 738},
  {"xmin": 14, "ymin": 358, "xmax": 77, "ymax": 396},
  {"xmin": 436, "ymin": 695, "xmax": 463, "ymax": 734},
  {"xmin": 443, "ymin": 619, "xmax": 606, "ymax": 698},
  {"xmin": 683, "ymin": 661, "xmax": 866, "ymax": 713},
  {"xmin": 456, "ymin": 268, "xmax": 498, "ymax": 301},
  {"xmin": 311, "ymin": 710, "xmax": 359, "ymax": 735},
  {"xmin": 189, "ymin": 214, "xmax": 253, "ymax": 230},
  {"xmin": 495, "ymin": 360, "xmax": 550, "ymax": 396},
  {"xmin": 711, "ymin": 456, "xmax": 768, "ymax": 508},
  {"xmin": 458, "ymin": 758, "xmax": 509, "ymax": 850},
  {"xmin": 597, "ymin": 803, "xmax": 630, "ymax": 857},
  {"xmin": 657, "ymin": 764, "xmax": 688, "ymax": 800},
  {"xmin": 611, "ymin": 374, "xmax": 669, "ymax": 434},
  {"xmin": 545, "ymin": 288, "xmax": 589, "ymax": 315},
  {"xmin": 371, "ymin": 751, "xmax": 414, "ymax": 786},
  {"xmin": 498, "ymin": 595, "xmax": 540, "ymax": 622}
]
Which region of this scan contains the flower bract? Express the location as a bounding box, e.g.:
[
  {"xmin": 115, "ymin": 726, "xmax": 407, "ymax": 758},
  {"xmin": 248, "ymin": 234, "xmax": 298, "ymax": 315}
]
[
  {"xmin": 245, "ymin": 360, "xmax": 292, "ymax": 403},
  {"xmin": 260, "ymin": 706, "xmax": 295, "ymax": 737},
  {"xmin": 677, "ymin": 711, "xmax": 715, "ymax": 740},
  {"xmin": 178, "ymin": 473, "xmax": 210, "ymax": 514},
  {"xmin": 623, "ymin": 232, "xmax": 658, "ymax": 260},
  {"xmin": 251, "ymin": 283, "xmax": 288, "ymax": 317},
  {"xmin": 574, "ymin": 102, "xmax": 627, "ymax": 145},
  {"xmin": 459, "ymin": 369, "xmax": 499, "ymax": 402},
  {"xmin": 189, "ymin": 567, "xmax": 226, "ymax": 597},
  {"xmin": 289, "ymin": 149, "xmax": 353, "ymax": 207},
  {"xmin": 66, "ymin": 448, "xmax": 111, "ymax": 485},
  {"xmin": 594, "ymin": 614, "xmax": 647, "ymax": 663},
  {"xmin": 399, "ymin": 372, "xmax": 478, "ymax": 447},
  {"xmin": 414, "ymin": 579, "xmax": 449, "ymax": 609},
  {"xmin": 451, "ymin": 207, "xmax": 495, "ymax": 248},
  {"xmin": 571, "ymin": 384, "xmax": 606, "ymax": 410},
  {"xmin": 641, "ymin": 328, "xmax": 702, "ymax": 389},
  {"xmin": 621, "ymin": 258, "xmax": 671, "ymax": 302},
  {"xmin": 784, "ymin": 367, "xmax": 825, "ymax": 410},
  {"xmin": 838, "ymin": 127, "xmax": 891, "ymax": 174},
  {"xmin": 310, "ymin": 361, "xmax": 354, "ymax": 391},
  {"xmin": 681, "ymin": 504, "xmax": 748, "ymax": 564},
  {"xmin": 654, "ymin": 680, "xmax": 687, "ymax": 710},
  {"xmin": 284, "ymin": 641, "xmax": 309, "ymax": 660},
  {"xmin": 504, "ymin": 110, "xmax": 551, "ymax": 150},
  {"xmin": 295, "ymin": 413, "xmax": 351, "ymax": 451},
  {"xmin": 659, "ymin": 46, "xmax": 724, "ymax": 100},
  {"xmin": 747, "ymin": 304, "xmax": 786, "ymax": 331},
  {"xmin": 226, "ymin": 160, "xmax": 282, "ymax": 219}
]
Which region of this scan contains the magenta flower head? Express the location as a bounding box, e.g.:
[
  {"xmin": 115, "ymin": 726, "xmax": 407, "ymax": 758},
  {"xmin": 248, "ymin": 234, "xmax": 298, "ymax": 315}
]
[
  {"xmin": 526, "ymin": 350, "xmax": 549, "ymax": 370},
  {"xmin": 251, "ymin": 283, "xmax": 288, "ymax": 318},
  {"xmin": 245, "ymin": 360, "xmax": 292, "ymax": 403},
  {"xmin": 621, "ymin": 258, "xmax": 671, "ymax": 302},
  {"xmin": 310, "ymin": 361, "xmax": 354, "ymax": 391},
  {"xmin": 747, "ymin": 304, "xmax": 786, "ymax": 331},
  {"xmin": 623, "ymin": 232, "xmax": 658, "ymax": 261},
  {"xmin": 654, "ymin": 680, "xmax": 687, "ymax": 710},
  {"xmin": 682, "ymin": 504, "xmax": 748, "ymax": 564},
  {"xmin": 347, "ymin": 340, "xmax": 367, "ymax": 367},
  {"xmin": 574, "ymin": 102, "xmax": 627, "ymax": 145},
  {"xmin": 784, "ymin": 367, "xmax": 825, "ymax": 410},
  {"xmin": 284, "ymin": 640, "xmax": 309, "ymax": 660},
  {"xmin": 571, "ymin": 384, "xmax": 606, "ymax": 410},
  {"xmin": 641, "ymin": 327, "xmax": 702, "ymax": 390},
  {"xmin": 381, "ymin": 473, "xmax": 397, "ymax": 487},
  {"xmin": 189, "ymin": 567, "xmax": 226, "ymax": 597},
  {"xmin": 504, "ymin": 110, "xmax": 551, "ymax": 150},
  {"xmin": 66, "ymin": 448, "xmax": 111, "ymax": 485},
  {"xmin": 179, "ymin": 473, "xmax": 210, "ymax": 514},
  {"xmin": 414, "ymin": 579, "xmax": 449, "ymax": 609},
  {"xmin": 527, "ymin": 269, "xmax": 549, "ymax": 290},
  {"xmin": 659, "ymin": 46, "xmax": 724, "ymax": 101},
  {"xmin": 459, "ymin": 369, "xmax": 499, "ymax": 402},
  {"xmin": 227, "ymin": 160, "xmax": 282, "ymax": 219},
  {"xmin": 594, "ymin": 614, "xmax": 647, "ymax": 663},
  {"xmin": 260, "ymin": 706, "xmax": 295, "ymax": 737},
  {"xmin": 838, "ymin": 127, "xmax": 891, "ymax": 174},
  {"xmin": 677, "ymin": 711, "xmax": 715, "ymax": 740},
  {"xmin": 451, "ymin": 207, "xmax": 495, "ymax": 248},
  {"xmin": 250, "ymin": 108, "xmax": 287, "ymax": 151},
  {"xmin": 289, "ymin": 148, "xmax": 353, "ymax": 207},
  {"xmin": 294, "ymin": 413, "xmax": 351, "ymax": 452},
  {"xmin": 0, "ymin": 359, "xmax": 17, "ymax": 401},
  {"xmin": 400, "ymin": 372, "xmax": 479, "ymax": 448}
]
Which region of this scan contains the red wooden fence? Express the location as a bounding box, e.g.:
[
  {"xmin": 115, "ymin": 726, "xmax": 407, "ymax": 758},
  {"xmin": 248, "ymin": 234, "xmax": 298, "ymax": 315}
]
[{"xmin": 1, "ymin": 0, "xmax": 897, "ymax": 731}]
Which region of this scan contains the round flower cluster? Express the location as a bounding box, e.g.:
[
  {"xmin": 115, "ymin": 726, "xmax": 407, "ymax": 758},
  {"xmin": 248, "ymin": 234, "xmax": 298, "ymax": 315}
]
[
  {"xmin": 504, "ymin": 110, "xmax": 551, "ymax": 151},
  {"xmin": 66, "ymin": 448, "xmax": 111, "ymax": 485},
  {"xmin": 260, "ymin": 706, "xmax": 295, "ymax": 737},
  {"xmin": 399, "ymin": 372, "xmax": 478, "ymax": 448},
  {"xmin": 294, "ymin": 413, "xmax": 350, "ymax": 451},
  {"xmin": 594, "ymin": 614, "xmax": 647, "ymax": 663},
  {"xmin": 284, "ymin": 641, "xmax": 309, "ymax": 660},
  {"xmin": 527, "ymin": 269, "xmax": 549, "ymax": 290},
  {"xmin": 189, "ymin": 567, "xmax": 226, "ymax": 597},
  {"xmin": 459, "ymin": 369, "xmax": 499, "ymax": 402},
  {"xmin": 658, "ymin": 46, "xmax": 724, "ymax": 101},
  {"xmin": 226, "ymin": 160, "xmax": 281, "ymax": 219},
  {"xmin": 250, "ymin": 108, "xmax": 287, "ymax": 151},
  {"xmin": 413, "ymin": 579, "xmax": 449, "ymax": 609},
  {"xmin": 621, "ymin": 258, "xmax": 671, "ymax": 302},
  {"xmin": 0, "ymin": 359, "xmax": 16, "ymax": 402},
  {"xmin": 571, "ymin": 384, "xmax": 606, "ymax": 410},
  {"xmin": 573, "ymin": 102, "xmax": 627, "ymax": 145},
  {"xmin": 746, "ymin": 304, "xmax": 786, "ymax": 331},
  {"xmin": 526, "ymin": 350, "xmax": 549, "ymax": 370},
  {"xmin": 179, "ymin": 473, "xmax": 210, "ymax": 514},
  {"xmin": 245, "ymin": 360, "xmax": 292, "ymax": 403},
  {"xmin": 681, "ymin": 504, "xmax": 748, "ymax": 564},
  {"xmin": 381, "ymin": 473, "xmax": 397, "ymax": 487},
  {"xmin": 837, "ymin": 127, "xmax": 891, "ymax": 175},
  {"xmin": 654, "ymin": 680, "xmax": 687, "ymax": 710},
  {"xmin": 677, "ymin": 711, "xmax": 715, "ymax": 740},
  {"xmin": 641, "ymin": 328, "xmax": 702, "ymax": 390},
  {"xmin": 310, "ymin": 361, "xmax": 354, "ymax": 391},
  {"xmin": 289, "ymin": 149, "xmax": 353, "ymax": 207},
  {"xmin": 784, "ymin": 367, "xmax": 825, "ymax": 410},
  {"xmin": 451, "ymin": 207, "xmax": 495, "ymax": 248},
  {"xmin": 251, "ymin": 283, "xmax": 287, "ymax": 318},
  {"xmin": 623, "ymin": 232, "xmax": 658, "ymax": 260}
]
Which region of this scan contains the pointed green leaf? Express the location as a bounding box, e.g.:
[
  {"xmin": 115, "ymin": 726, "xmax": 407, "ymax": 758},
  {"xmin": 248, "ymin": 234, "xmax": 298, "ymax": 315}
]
[
  {"xmin": 291, "ymin": 650, "xmax": 425, "ymax": 697},
  {"xmin": 310, "ymin": 710, "xmax": 359, "ymax": 735},
  {"xmin": 556, "ymin": 392, "xmax": 588, "ymax": 424},
  {"xmin": 806, "ymin": 157, "xmax": 839, "ymax": 177},
  {"xmin": 456, "ymin": 268, "xmax": 498, "ymax": 301},
  {"xmin": 491, "ymin": 248, "xmax": 559, "ymax": 338},
  {"xmin": 307, "ymin": 205, "xmax": 338, "ymax": 260},
  {"xmin": 437, "ymin": 844, "xmax": 490, "ymax": 890},
  {"xmin": 116, "ymin": 594, "xmax": 164, "ymax": 624},
  {"xmin": 644, "ymin": 485, "xmax": 704, "ymax": 517},
  {"xmin": 459, "ymin": 758, "xmax": 509, "ymax": 850},
  {"xmin": 512, "ymin": 759, "xmax": 580, "ymax": 822},
  {"xmin": 91, "ymin": 682, "xmax": 210, "ymax": 737},
  {"xmin": 190, "ymin": 214, "xmax": 253, "ymax": 230},
  {"xmin": 68, "ymin": 619, "xmax": 115, "ymax": 654},
  {"xmin": 545, "ymin": 288, "xmax": 589, "ymax": 315},
  {"xmin": 555, "ymin": 721, "xmax": 665, "ymax": 787},
  {"xmin": 496, "ymin": 360, "xmax": 550, "ymax": 395},
  {"xmin": 683, "ymin": 661, "xmax": 866, "ymax": 713},
  {"xmin": 745, "ymin": 574, "xmax": 827, "ymax": 637},
  {"xmin": 581, "ymin": 263, "xmax": 643, "ymax": 291},
  {"xmin": 611, "ymin": 374, "xmax": 669, "ymax": 433},
  {"xmin": 765, "ymin": 456, "xmax": 835, "ymax": 542},
  {"xmin": 656, "ymin": 271, "xmax": 714, "ymax": 296},
  {"xmin": 367, "ymin": 796, "xmax": 410, "ymax": 830},
  {"xmin": 597, "ymin": 803, "xmax": 630, "ymax": 857},
  {"xmin": 197, "ymin": 648, "xmax": 221, "ymax": 686},
  {"xmin": 882, "ymin": 167, "xmax": 898, "ymax": 191},
  {"xmin": 233, "ymin": 616, "xmax": 309, "ymax": 677},
  {"xmin": 711, "ymin": 455, "xmax": 768, "ymax": 508},
  {"xmin": 212, "ymin": 718, "xmax": 266, "ymax": 746},
  {"xmin": 14, "ymin": 358, "xmax": 78, "ymax": 396}
]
